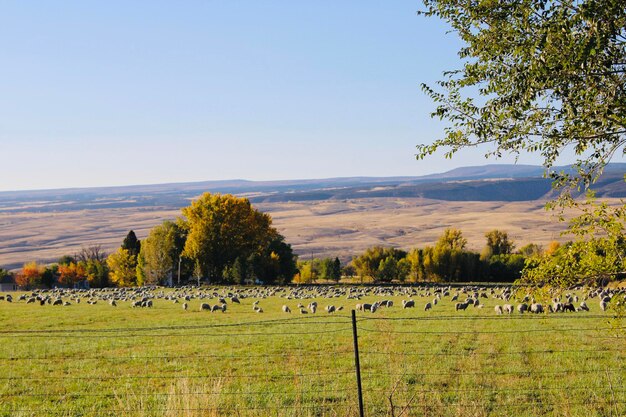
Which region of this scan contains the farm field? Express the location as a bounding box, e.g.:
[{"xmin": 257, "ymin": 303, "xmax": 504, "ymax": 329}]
[
  {"xmin": 0, "ymin": 285, "xmax": 624, "ymax": 417},
  {"xmin": 0, "ymin": 198, "xmax": 575, "ymax": 270}
]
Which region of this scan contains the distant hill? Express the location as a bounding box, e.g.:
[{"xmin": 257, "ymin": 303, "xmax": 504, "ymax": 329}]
[{"xmin": 1, "ymin": 163, "xmax": 624, "ymax": 213}]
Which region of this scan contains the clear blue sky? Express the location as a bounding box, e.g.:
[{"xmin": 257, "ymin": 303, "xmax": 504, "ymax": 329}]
[{"xmin": 1, "ymin": 1, "xmax": 546, "ymax": 191}]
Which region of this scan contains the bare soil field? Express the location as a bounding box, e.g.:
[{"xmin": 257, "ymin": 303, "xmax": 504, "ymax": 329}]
[{"xmin": 0, "ymin": 197, "xmax": 584, "ymax": 269}]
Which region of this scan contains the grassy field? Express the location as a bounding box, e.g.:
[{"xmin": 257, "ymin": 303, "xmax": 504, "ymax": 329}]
[{"xmin": 0, "ymin": 286, "xmax": 624, "ymax": 417}]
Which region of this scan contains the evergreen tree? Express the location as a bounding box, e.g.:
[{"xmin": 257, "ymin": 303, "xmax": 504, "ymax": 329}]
[{"xmin": 122, "ymin": 230, "xmax": 141, "ymax": 258}]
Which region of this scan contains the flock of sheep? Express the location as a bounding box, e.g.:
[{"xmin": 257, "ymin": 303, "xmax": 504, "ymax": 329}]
[{"xmin": 1, "ymin": 283, "xmax": 623, "ymax": 317}]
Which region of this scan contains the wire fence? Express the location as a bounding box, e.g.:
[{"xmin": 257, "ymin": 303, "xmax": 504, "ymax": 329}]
[{"xmin": 0, "ymin": 311, "xmax": 624, "ymax": 417}]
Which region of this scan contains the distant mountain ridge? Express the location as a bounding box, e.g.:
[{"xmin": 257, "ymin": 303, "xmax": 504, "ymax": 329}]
[{"xmin": 1, "ymin": 163, "xmax": 624, "ymax": 213}]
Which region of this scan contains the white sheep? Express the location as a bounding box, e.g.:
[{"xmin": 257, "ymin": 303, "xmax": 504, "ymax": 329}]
[{"xmin": 530, "ymin": 303, "xmax": 544, "ymax": 314}]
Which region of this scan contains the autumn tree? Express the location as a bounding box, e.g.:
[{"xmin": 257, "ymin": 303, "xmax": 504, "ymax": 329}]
[
  {"xmin": 57, "ymin": 262, "xmax": 87, "ymax": 287},
  {"xmin": 406, "ymin": 248, "xmax": 425, "ymax": 282},
  {"xmin": 353, "ymin": 247, "xmax": 407, "ymax": 282},
  {"xmin": 140, "ymin": 221, "xmax": 184, "ymax": 285},
  {"xmin": 107, "ymin": 248, "xmax": 140, "ymax": 287},
  {"xmin": 16, "ymin": 262, "xmax": 43, "ymax": 289},
  {"xmin": 481, "ymin": 230, "xmax": 515, "ymax": 260},
  {"xmin": 435, "ymin": 228, "xmax": 467, "ymax": 252},
  {"xmin": 294, "ymin": 261, "xmax": 315, "ymax": 284},
  {"xmin": 181, "ymin": 193, "xmax": 283, "ymax": 283},
  {"xmin": 83, "ymin": 258, "xmax": 109, "ymax": 287}
]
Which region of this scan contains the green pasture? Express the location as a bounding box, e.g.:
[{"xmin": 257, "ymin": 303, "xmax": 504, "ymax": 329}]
[{"xmin": 0, "ymin": 287, "xmax": 623, "ymax": 417}]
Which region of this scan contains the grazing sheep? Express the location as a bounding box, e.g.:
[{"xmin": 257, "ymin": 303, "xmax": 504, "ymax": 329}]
[
  {"xmin": 530, "ymin": 303, "xmax": 544, "ymax": 314},
  {"xmin": 503, "ymin": 304, "xmax": 513, "ymax": 314},
  {"xmin": 200, "ymin": 303, "xmax": 211, "ymax": 311},
  {"xmin": 109, "ymin": 300, "xmax": 117, "ymax": 307},
  {"xmin": 600, "ymin": 300, "xmax": 608, "ymax": 311},
  {"xmin": 282, "ymin": 305, "xmax": 291, "ymax": 313},
  {"xmin": 402, "ymin": 300, "xmax": 415, "ymax": 309},
  {"xmin": 221, "ymin": 304, "xmax": 227, "ymax": 312},
  {"xmin": 579, "ymin": 301, "xmax": 589, "ymax": 311},
  {"xmin": 211, "ymin": 304, "xmax": 222, "ymax": 312},
  {"xmin": 52, "ymin": 298, "xmax": 63, "ymax": 306},
  {"xmin": 182, "ymin": 303, "xmax": 188, "ymax": 311},
  {"xmin": 370, "ymin": 302, "xmax": 379, "ymax": 313},
  {"xmin": 424, "ymin": 302, "xmax": 432, "ymax": 311},
  {"xmin": 494, "ymin": 305, "xmax": 503, "ymax": 315},
  {"xmin": 361, "ymin": 303, "xmax": 372, "ymax": 311},
  {"xmin": 562, "ymin": 303, "xmax": 575, "ymax": 312},
  {"xmin": 455, "ymin": 302, "xmax": 469, "ymax": 311},
  {"xmin": 325, "ymin": 305, "xmax": 336, "ymax": 314},
  {"xmin": 299, "ymin": 308, "xmax": 308, "ymax": 314},
  {"xmin": 517, "ymin": 303, "xmax": 528, "ymax": 314},
  {"xmin": 255, "ymin": 307, "xmax": 264, "ymax": 313},
  {"xmin": 432, "ymin": 298, "xmax": 438, "ymax": 306},
  {"xmin": 451, "ymin": 294, "xmax": 459, "ymax": 302}
]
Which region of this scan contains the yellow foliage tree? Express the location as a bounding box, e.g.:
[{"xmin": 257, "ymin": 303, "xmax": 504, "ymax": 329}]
[
  {"xmin": 181, "ymin": 193, "xmax": 275, "ymax": 282},
  {"xmin": 107, "ymin": 248, "xmax": 139, "ymax": 287}
]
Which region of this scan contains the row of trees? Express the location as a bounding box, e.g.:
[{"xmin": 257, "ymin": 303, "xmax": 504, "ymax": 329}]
[
  {"xmin": 345, "ymin": 229, "xmax": 529, "ymax": 283},
  {"xmin": 12, "ymin": 245, "xmax": 109, "ymax": 289},
  {"xmin": 5, "ymin": 197, "xmax": 625, "ymax": 288}
]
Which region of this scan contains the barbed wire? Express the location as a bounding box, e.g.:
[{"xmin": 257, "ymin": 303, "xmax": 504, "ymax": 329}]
[
  {"xmin": 0, "ymin": 350, "xmax": 354, "ymax": 361},
  {"xmin": 2, "ymin": 404, "xmax": 355, "ymax": 415},
  {"xmin": 360, "ymin": 367, "xmax": 625, "ymax": 377},
  {"xmin": 0, "ymin": 370, "xmax": 356, "ymax": 381},
  {"xmin": 359, "ymin": 348, "xmax": 624, "ymax": 357},
  {"xmin": 356, "ymin": 313, "xmax": 614, "ymax": 321},
  {"xmin": 0, "ymin": 326, "xmax": 353, "ymax": 338},
  {"xmin": 357, "ymin": 326, "xmax": 625, "ymax": 334},
  {"xmin": 0, "ymin": 315, "xmax": 352, "ymax": 335}
]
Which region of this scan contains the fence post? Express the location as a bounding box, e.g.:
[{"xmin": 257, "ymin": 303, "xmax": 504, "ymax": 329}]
[{"xmin": 352, "ymin": 309, "xmax": 365, "ymax": 417}]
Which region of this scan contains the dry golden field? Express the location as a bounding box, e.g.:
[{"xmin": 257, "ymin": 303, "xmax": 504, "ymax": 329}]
[{"xmin": 0, "ymin": 197, "xmax": 586, "ymax": 269}]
